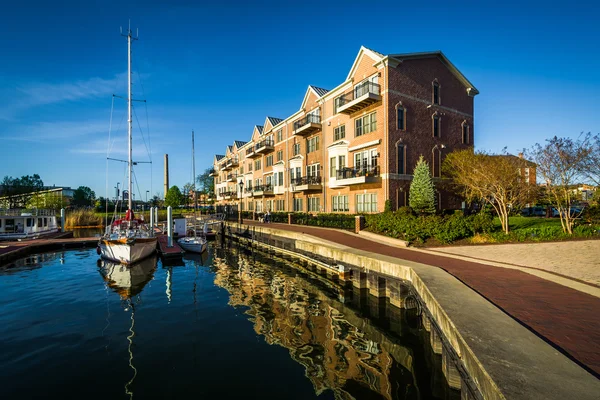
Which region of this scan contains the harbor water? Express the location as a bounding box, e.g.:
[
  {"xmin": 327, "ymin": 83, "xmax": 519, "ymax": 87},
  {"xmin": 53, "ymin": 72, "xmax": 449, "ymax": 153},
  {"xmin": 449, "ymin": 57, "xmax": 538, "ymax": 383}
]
[{"xmin": 0, "ymin": 243, "xmax": 459, "ymax": 399}]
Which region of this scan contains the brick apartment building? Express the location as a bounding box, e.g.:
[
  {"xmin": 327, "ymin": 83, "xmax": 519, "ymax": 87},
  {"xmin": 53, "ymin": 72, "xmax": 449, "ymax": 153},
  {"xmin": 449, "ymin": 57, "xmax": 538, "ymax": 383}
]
[{"xmin": 212, "ymin": 47, "xmax": 478, "ymax": 214}]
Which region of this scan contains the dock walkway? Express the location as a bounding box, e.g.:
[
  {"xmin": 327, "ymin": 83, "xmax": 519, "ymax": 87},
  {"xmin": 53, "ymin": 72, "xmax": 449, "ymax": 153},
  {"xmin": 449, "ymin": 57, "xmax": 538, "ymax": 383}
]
[{"xmin": 240, "ymin": 220, "xmax": 600, "ymax": 378}]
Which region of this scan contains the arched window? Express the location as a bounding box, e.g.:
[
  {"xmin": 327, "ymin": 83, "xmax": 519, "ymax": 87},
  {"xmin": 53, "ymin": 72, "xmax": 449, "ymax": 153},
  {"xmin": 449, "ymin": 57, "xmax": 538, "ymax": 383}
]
[
  {"xmin": 432, "ymin": 80, "xmax": 440, "ymax": 105},
  {"xmin": 395, "ymin": 102, "xmax": 406, "ymax": 131},
  {"xmin": 461, "ymin": 121, "xmax": 470, "ymax": 144},
  {"xmin": 432, "ymin": 113, "xmax": 440, "ymax": 137}
]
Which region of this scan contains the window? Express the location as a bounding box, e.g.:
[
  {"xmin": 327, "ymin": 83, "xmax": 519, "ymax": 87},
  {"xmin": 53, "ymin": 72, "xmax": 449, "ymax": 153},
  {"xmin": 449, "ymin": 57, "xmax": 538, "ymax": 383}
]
[
  {"xmin": 44, "ymin": 218, "xmax": 48, "ymax": 227},
  {"xmin": 356, "ymin": 193, "xmax": 378, "ymax": 213},
  {"xmin": 462, "ymin": 122, "xmax": 469, "ymax": 144},
  {"xmin": 293, "ymin": 143, "xmax": 301, "ymax": 156},
  {"xmin": 354, "ymin": 149, "xmax": 378, "ymax": 170},
  {"xmin": 248, "ymin": 162, "xmax": 253, "ymax": 171},
  {"xmin": 338, "ymin": 155, "xmax": 346, "ymax": 170},
  {"xmin": 290, "ymin": 166, "xmax": 301, "ymax": 183},
  {"xmin": 307, "ymin": 163, "xmax": 320, "ymax": 177},
  {"xmin": 276, "ymin": 129, "xmax": 283, "ymax": 143},
  {"xmin": 334, "ymin": 95, "xmax": 343, "ymax": 114},
  {"xmin": 330, "ymin": 157, "xmax": 336, "ymax": 178},
  {"xmin": 308, "ymin": 197, "xmax": 320, "ymax": 212},
  {"xmin": 433, "ymin": 81, "xmax": 440, "ymax": 105},
  {"xmin": 266, "ymin": 200, "xmax": 273, "ymax": 211},
  {"xmin": 355, "ymin": 112, "xmax": 377, "ymax": 137},
  {"xmin": 255, "ymin": 159, "xmax": 261, "ymax": 170},
  {"xmin": 397, "ymin": 144, "xmax": 406, "ymax": 174},
  {"xmin": 332, "ymin": 195, "xmax": 349, "ymax": 212},
  {"xmin": 266, "ymin": 154, "xmax": 273, "ymax": 167},
  {"xmin": 276, "ymin": 150, "xmax": 283, "ymax": 162},
  {"xmin": 396, "ymin": 105, "xmax": 405, "ymax": 130},
  {"xmin": 276, "ymin": 199, "xmax": 285, "ymax": 211},
  {"xmin": 307, "ymin": 136, "xmax": 320, "ymax": 153},
  {"xmin": 334, "ymin": 125, "xmax": 345, "ymax": 141},
  {"xmin": 432, "ymin": 114, "xmax": 440, "ymax": 137},
  {"xmin": 524, "ymin": 168, "xmax": 530, "ymax": 183},
  {"xmin": 266, "ymin": 175, "xmax": 272, "ymax": 187},
  {"xmin": 26, "ymin": 218, "xmax": 33, "ymax": 227},
  {"xmin": 38, "ymin": 218, "xmax": 42, "ymax": 227},
  {"xmin": 293, "ymin": 198, "xmax": 303, "ymax": 212}
]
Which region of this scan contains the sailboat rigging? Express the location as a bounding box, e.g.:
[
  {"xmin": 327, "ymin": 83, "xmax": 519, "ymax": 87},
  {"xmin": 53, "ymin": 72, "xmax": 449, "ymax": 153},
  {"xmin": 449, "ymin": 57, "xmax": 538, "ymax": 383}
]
[
  {"xmin": 98, "ymin": 25, "xmax": 157, "ymax": 265},
  {"xmin": 178, "ymin": 130, "xmax": 208, "ymax": 253}
]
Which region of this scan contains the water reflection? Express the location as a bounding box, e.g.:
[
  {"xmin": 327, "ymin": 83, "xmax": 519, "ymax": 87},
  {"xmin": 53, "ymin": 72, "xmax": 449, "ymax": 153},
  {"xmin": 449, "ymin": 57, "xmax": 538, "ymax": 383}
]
[
  {"xmin": 97, "ymin": 256, "xmax": 158, "ymax": 399},
  {"xmin": 212, "ymin": 247, "xmax": 457, "ymax": 400}
]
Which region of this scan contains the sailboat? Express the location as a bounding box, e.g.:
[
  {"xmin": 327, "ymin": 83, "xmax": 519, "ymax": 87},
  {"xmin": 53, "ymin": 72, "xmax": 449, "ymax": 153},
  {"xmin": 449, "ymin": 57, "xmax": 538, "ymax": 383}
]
[
  {"xmin": 98, "ymin": 26, "xmax": 157, "ymax": 265},
  {"xmin": 178, "ymin": 130, "xmax": 208, "ymax": 254}
]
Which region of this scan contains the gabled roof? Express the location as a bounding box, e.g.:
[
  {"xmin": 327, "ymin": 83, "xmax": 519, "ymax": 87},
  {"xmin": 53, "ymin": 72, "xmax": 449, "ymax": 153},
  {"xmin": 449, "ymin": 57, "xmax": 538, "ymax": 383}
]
[
  {"xmin": 233, "ymin": 140, "xmax": 247, "ymax": 149},
  {"xmin": 328, "ymin": 140, "xmax": 349, "ymax": 148},
  {"xmin": 227, "ymin": 145, "xmax": 233, "ymax": 152},
  {"xmin": 256, "ymin": 125, "xmax": 264, "ymax": 135},
  {"xmin": 309, "ymin": 85, "xmax": 329, "ymax": 97},
  {"xmin": 388, "ymin": 50, "xmax": 479, "ymax": 95},
  {"xmin": 300, "ymin": 85, "xmax": 331, "ymax": 110},
  {"xmin": 267, "ymin": 117, "xmax": 283, "ymax": 127},
  {"xmin": 214, "ymin": 154, "xmax": 225, "ymax": 162},
  {"xmin": 345, "ymin": 46, "xmax": 384, "ymax": 81},
  {"xmin": 251, "ymin": 125, "xmax": 264, "ymax": 141}
]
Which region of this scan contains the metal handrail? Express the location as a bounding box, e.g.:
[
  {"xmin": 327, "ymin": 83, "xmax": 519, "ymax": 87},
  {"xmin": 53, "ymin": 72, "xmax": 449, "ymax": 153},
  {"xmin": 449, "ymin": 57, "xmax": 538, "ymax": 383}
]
[
  {"xmin": 255, "ymin": 139, "xmax": 274, "ymax": 150},
  {"xmin": 291, "ymin": 176, "xmax": 322, "ymax": 185},
  {"xmin": 253, "ymin": 184, "xmax": 273, "ymax": 192},
  {"xmin": 336, "ymin": 165, "xmax": 380, "ymax": 180},
  {"xmin": 335, "ymin": 81, "xmax": 381, "ymax": 108},
  {"xmin": 293, "ymin": 114, "xmax": 321, "ymax": 130},
  {"xmin": 0, "ymin": 208, "xmax": 56, "ymax": 216}
]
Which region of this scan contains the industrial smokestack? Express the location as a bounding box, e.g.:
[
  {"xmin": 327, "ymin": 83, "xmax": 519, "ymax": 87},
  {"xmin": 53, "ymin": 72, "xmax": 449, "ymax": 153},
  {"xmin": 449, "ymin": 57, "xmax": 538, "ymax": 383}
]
[{"xmin": 164, "ymin": 154, "xmax": 169, "ymax": 199}]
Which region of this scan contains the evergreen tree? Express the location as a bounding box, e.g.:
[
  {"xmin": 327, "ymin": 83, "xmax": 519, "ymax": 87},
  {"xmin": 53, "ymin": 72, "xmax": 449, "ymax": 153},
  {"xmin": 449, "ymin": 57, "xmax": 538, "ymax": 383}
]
[{"xmin": 409, "ymin": 155, "xmax": 436, "ymax": 214}]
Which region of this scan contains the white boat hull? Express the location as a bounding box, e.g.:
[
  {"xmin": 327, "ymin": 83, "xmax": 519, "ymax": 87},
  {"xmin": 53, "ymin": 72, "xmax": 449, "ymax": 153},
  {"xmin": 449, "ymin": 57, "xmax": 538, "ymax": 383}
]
[
  {"xmin": 99, "ymin": 237, "xmax": 157, "ymax": 265},
  {"xmin": 177, "ymin": 237, "xmax": 207, "ymax": 254}
]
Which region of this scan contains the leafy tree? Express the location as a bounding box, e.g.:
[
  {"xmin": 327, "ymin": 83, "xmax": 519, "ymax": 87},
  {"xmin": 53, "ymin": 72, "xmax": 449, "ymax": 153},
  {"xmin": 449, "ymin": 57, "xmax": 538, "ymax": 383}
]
[
  {"xmin": 150, "ymin": 194, "xmax": 163, "ymax": 208},
  {"xmin": 72, "ymin": 186, "xmax": 96, "ymax": 207},
  {"xmin": 196, "ymin": 168, "xmax": 215, "ymax": 199},
  {"xmin": 182, "ymin": 182, "xmax": 195, "ymax": 208},
  {"xmin": 529, "ymin": 136, "xmax": 591, "ymax": 234},
  {"xmin": 164, "ymin": 186, "xmax": 184, "ymax": 208},
  {"xmin": 27, "ymin": 192, "xmax": 68, "ymax": 210},
  {"xmin": 578, "ymin": 132, "xmax": 600, "ymax": 187},
  {"xmin": 444, "ymin": 149, "xmax": 538, "ymax": 234},
  {"xmin": 1, "ymin": 174, "xmax": 44, "ymax": 208},
  {"xmin": 409, "ymin": 156, "xmax": 436, "ymax": 215}
]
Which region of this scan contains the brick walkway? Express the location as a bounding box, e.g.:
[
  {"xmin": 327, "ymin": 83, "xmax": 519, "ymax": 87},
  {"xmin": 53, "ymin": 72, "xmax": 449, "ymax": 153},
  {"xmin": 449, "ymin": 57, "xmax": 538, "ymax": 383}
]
[{"xmin": 246, "ymin": 221, "xmax": 600, "ymax": 378}]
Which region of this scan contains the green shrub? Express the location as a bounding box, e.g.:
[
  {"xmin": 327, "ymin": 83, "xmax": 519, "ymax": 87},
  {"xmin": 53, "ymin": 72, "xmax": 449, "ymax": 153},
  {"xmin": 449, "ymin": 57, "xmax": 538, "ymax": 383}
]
[
  {"xmin": 470, "ymin": 211, "xmax": 494, "ymax": 234},
  {"xmin": 582, "ymin": 205, "xmax": 600, "ymax": 224}
]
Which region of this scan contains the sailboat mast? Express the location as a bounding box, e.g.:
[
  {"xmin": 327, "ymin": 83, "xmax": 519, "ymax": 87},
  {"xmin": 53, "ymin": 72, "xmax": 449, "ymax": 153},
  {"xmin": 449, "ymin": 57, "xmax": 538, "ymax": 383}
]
[
  {"xmin": 192, "ymin": 130, "xmax": 197, "ymax": 212},
  {"xmin": 127, "ymin": 29, "xmax": 133, "ymax": 214}
]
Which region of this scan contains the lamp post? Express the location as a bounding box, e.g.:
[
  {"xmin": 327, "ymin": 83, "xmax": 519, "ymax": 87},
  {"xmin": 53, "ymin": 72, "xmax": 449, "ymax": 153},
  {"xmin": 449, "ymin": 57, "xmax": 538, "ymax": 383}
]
[{"xmin": 238, "ymin": 180, "xmax": 244, "ymax": 224}]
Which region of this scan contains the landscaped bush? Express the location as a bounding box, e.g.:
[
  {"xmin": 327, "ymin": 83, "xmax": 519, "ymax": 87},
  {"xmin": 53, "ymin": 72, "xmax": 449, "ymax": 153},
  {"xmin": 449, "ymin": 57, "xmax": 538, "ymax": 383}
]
[
  {"xmin": 288, "ymin": 212, "xmax": 355, "ymax": 230},
  {"xmin": 581, "ymin": 205, "xmax": 600, "ymax": 224},
  {"xmin": 365, "ymin": 209, "xmax": 495, "ymax": 244}
]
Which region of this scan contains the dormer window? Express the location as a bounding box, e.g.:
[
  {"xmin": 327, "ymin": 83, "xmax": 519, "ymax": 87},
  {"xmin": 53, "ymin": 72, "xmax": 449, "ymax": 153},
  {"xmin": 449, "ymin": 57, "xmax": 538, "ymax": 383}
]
[
  {"xmin": 432, "ymin": 113, "xmax": 440, "ymax": 137},
  {"xmin": 432, "ymin": 80, "xmax": 440, "ymax": 105}
]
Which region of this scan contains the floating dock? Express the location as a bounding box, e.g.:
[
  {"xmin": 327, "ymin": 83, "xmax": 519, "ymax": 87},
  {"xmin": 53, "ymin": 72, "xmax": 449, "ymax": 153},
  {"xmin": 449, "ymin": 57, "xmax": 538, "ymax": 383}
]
[
  {"xmin": 0, "ymin": 232, "xmax": 97, "ymax": 265},
  {"xmin": 156, "ymin": 234, "xmax": 184, "ymax": 260}
]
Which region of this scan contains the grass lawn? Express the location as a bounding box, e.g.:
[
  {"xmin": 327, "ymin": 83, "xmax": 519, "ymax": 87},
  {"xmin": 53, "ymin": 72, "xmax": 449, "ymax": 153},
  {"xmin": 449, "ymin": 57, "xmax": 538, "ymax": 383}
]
[{"xmin": 497, "ymin": 216, "xmax": 564, "ymax": 231}]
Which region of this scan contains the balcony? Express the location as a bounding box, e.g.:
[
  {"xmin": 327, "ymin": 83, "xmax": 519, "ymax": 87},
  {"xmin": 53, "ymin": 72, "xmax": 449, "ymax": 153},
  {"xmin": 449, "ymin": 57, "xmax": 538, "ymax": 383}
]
[
  {"xmin": 243, "ymin": 187, "xmax": 254, "ymax": 197},
  {"xmin": 291, "ymin": 176, "xmax": 322, "ymax": 192},
  {"xmin": 246, "ymin": 147, "xmax": 257, "ymax": 158},
  {"xmin": 225, "ymin": 157, "xmax": 239, "ymax": 169},
  {"xmin": 335, "ymin": 166, "xmax": 380, "ymax": 185},
  {"xmin": 255, "ymin": 139, "xmax": 274, "ymax": 154},
  {"xmin": 219, "ymin": 161, "xmax": 229, "ymax": 171},
  {"xmin": 221, "ymin": 190, "xmax": 237, "ymax": 200},
  {"xmin": 226, "ymin": 173, "xmax": 238, "ymax": 182},
  {"xmin": 209, "ymin": 168, "xmax": 218, "ymax": 177},
  {"xmin": 335, "ymin": 81, "xmax": 381, "ymax": 114},
  {"xmin": 293, "ymin": 114, "xmax": 321, "ymax": 136},
  {"xmin": 253, "ymin": 184, "xmax": 274, "ymax": 197}
]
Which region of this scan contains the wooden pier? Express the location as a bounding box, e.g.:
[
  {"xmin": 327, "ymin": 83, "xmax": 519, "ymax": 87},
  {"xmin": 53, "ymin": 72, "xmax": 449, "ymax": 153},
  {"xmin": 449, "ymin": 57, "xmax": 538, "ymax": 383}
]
[
  {"xmin": 0, "ymin": 232, "xmax": 97, "ymax": 265},
  {"xmin": 156, "ymin": 234, "xmax": 184, "ymax": 260}
]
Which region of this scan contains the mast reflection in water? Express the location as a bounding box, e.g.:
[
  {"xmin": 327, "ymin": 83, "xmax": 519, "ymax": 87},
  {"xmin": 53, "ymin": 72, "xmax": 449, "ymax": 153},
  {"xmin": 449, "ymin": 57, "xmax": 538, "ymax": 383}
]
[
  {"xmin": 0, "ymin": 246, "xmax": 457, "ymax": 399},
  {"xmin": 98, "ymin": 256, "xmax": 158, "ymax": 399}
]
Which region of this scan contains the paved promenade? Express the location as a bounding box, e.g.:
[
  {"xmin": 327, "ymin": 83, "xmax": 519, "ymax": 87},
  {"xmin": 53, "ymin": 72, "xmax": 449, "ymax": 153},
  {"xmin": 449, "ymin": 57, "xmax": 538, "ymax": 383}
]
[{"xmin": 244, "ymin": 221, "xmax": 600, "ymax": 378}]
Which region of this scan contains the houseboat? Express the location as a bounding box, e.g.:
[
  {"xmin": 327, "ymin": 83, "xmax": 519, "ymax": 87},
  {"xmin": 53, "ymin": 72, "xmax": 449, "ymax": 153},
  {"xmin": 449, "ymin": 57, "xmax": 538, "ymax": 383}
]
[{"xmin": 0, "ymin": 209, "xmax": 59, "ymax": 240}]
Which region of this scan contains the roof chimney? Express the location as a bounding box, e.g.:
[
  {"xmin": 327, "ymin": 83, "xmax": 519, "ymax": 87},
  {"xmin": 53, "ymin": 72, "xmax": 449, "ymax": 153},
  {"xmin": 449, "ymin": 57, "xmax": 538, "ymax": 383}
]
[{"xmin": 518, "ymin": 152, "xmax": 524, "ymax": 159}]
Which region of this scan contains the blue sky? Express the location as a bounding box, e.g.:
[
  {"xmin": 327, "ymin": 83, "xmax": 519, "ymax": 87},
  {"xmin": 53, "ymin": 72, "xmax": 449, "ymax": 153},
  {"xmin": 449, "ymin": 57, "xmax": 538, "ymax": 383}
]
[{"xmin": 1, "ymin": 0, "xmax": 598, "ymax": 200}]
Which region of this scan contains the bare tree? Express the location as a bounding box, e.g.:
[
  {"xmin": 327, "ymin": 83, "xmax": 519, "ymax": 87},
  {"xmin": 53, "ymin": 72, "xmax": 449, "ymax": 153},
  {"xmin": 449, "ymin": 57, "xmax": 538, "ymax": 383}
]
[
  {"xmin": 578, "ymin": 132, "xmax": 600, "ymax": 186},
  {"xmin": 443, "ymin": 149, "xmax": 537, "ymax": 234},
  {"xmin": 529, "ymin": 136, "xmax": 591, "ymax": 234}
]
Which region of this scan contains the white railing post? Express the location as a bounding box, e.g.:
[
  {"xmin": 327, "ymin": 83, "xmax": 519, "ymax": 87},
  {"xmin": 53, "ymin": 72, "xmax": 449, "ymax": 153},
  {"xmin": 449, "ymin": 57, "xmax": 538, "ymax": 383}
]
[
  {"xmin": 150, "ymin": 207, "xmax": 154, "ymax": 231},
  {"xmin": 60, "ymin": 208, "xmax": 65, "ymax": 233},
  {"xmin": 167, "ymin": 206, "xmax": 173, "ymax": 247}
]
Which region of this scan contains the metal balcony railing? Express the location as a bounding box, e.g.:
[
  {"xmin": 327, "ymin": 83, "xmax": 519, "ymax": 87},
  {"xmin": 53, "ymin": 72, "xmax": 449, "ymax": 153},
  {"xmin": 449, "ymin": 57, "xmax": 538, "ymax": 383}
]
[
  {"xmin": 336, "ymin": 165, "xmax": 380, "ymax": 180},
  {"xmin": 253, "ymin": 184, "xmax": 273, "ymax": 193},
  {"xmin": 335, "ymin": 81, "xmax": 381, "ymax": 109},
  {"xmin": 291, "ymin": 176, "xmax": 322, "ymax": 186},
  {"xmin": 293, "ymin": 114, "xmax": 321, "ymax": 131},
  {"xmin": 255, "ymin": 139, "xmax": 274, "ymax": 151},
  {"xmin": 226, "ymin": 173, "xmax": 238, "ymax": 181}
]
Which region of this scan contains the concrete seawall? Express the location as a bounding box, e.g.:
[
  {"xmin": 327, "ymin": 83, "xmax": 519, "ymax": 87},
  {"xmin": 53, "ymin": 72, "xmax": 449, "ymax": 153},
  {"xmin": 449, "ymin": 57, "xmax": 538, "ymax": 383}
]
[{"xmin": 223, "ymin": 222, "xmax": 600, "ymax": 400}]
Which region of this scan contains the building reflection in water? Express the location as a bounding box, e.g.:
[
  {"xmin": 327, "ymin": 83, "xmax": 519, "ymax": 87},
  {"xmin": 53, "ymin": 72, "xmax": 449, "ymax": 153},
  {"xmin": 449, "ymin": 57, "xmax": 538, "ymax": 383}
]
[
  {"xmin": 212, "ymin": 247, "xmax": 458, "ymax": 400},
  {"xmin": 97, "ymin": 256, "xmax": 158, "ymax": 400}
]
